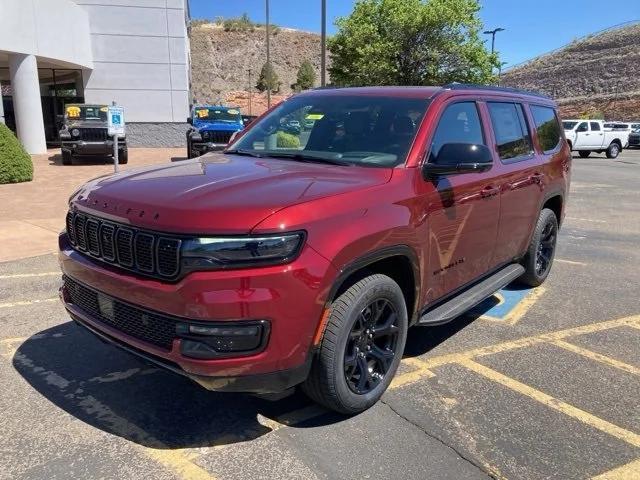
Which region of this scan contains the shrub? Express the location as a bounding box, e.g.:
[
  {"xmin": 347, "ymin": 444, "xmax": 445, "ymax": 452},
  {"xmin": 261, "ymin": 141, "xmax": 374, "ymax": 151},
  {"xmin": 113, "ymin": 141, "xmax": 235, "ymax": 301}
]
[
  {"xmin": 0, "ymin": 123, "xmax": 33, "ymax": 184},
  {"xmin": 276, "ymin": 131, "xmax": 300, "ymax": 148}
]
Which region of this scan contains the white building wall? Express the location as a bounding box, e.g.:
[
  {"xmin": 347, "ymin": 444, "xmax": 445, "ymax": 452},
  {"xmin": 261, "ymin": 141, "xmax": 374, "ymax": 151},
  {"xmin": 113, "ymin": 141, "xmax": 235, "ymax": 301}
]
[
  {"xmin": 0, "ymin": 0, "xmax": 93, "ymax": 68},
  {"xmin": 75, "ymin": 0, "xmax": 190, "ymax": 123}
]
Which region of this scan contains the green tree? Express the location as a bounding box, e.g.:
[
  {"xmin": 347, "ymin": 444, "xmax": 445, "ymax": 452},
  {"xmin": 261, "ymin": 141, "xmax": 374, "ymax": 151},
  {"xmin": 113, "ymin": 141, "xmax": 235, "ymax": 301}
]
[
  {"xmin": 328, "ymin": 0, "xmax": 499, "ymax": 86},
  {"xmin": 292, "ymin": 60, "xmax": 317, "ymax": 92},
  {"xmin": 256, "ymin": 62, "xmax": 281, "ymax": 93}
]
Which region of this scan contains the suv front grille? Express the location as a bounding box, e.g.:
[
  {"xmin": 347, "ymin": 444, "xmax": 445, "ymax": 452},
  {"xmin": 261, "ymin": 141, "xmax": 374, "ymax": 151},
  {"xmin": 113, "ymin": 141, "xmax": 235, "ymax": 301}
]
[
  {"xmin": 78, "ymin": 128, "xmax": 109, "ymax": 142},
  {"xmin": 64, "ymin": 276, "xmax": 177, "ymax": 350},
  {"xmin": 201, "ymin": 130, "xmax": 233, "ymax": 144},
  {"xmin": 66, "ymin": 210, "xmax": 181, "ymax": 280}
]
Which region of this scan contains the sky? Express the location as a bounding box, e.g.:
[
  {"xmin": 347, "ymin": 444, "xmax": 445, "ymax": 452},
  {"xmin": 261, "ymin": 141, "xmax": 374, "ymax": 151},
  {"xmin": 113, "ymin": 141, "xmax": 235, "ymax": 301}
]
[{"xmin": 188, "ymin": 0, "xmax": 639, "ymax": 69}]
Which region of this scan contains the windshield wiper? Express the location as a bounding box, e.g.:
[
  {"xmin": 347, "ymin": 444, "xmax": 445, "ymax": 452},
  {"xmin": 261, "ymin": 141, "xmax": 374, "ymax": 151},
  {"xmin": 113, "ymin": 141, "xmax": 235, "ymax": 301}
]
[
  {"xmin": 224, "ymin": 149, "xmax": 264, "ymax": 158},
  {"xmin": 262, "ymin": 152, "xmax": 353, "ymax": 166}
]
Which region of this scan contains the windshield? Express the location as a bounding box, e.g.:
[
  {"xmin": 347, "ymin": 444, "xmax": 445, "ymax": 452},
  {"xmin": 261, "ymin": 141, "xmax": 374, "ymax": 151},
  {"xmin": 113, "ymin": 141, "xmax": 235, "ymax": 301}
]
[
  {"xmin": 66, "ymin": 105, "xmax": 108, "ymax": 121},
  {"xmin": 194, "ymin": 107, "xmax": 241, "ymax": 123},
  {"xmin": 227, "ymin": 94, "xmax": 430, "ymax": 167},
  {"xmin": 562, "ymin": 121, "xmax": 578, "ymax": 130}
]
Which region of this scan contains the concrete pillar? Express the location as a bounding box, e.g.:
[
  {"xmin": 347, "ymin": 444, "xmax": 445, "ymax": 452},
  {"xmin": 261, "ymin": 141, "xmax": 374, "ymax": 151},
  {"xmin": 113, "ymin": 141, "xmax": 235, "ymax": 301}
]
[
  {"xmin": 8, "ymin": 53, "xmax": 46, "ymax": 154},
  {"xmin": 0, "ymin": 87, "xmax": 5, "ymax": 124}
]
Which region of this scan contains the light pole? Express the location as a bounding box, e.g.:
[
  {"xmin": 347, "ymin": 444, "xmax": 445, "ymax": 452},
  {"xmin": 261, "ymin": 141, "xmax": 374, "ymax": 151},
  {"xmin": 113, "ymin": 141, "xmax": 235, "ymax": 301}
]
[
  {"xmin": 483, "ymin": 27, "xmax": 504, "ymax": 54},
  {"xmin": 321, "ymin": 0, "xmax": 327, "ymax": 87},
  {"xmin": 265, "ymin": 0, "xmax": 271, "ymax": 108},
  {"xmin": 247, "ymin": 68, "xmax": 253, "ymax": 115}
]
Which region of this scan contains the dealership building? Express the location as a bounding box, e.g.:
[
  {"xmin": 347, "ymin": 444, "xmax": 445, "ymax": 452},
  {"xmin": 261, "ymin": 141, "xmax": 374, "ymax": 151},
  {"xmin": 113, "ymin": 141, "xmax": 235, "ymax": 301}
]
[{"xmin": 0, "ymin": 0, "xmax": 191, "ymax": 153}]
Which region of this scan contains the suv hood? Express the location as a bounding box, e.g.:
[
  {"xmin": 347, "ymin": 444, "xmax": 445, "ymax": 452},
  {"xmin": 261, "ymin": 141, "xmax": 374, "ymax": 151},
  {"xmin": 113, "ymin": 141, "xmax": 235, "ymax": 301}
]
[
  {"xmin": 194, "ymin": 121, "xmax": 242, "ymax": 132},
  {"xmin": 71, "ymin": 154, "xmax": 392, "ymax": 234}
]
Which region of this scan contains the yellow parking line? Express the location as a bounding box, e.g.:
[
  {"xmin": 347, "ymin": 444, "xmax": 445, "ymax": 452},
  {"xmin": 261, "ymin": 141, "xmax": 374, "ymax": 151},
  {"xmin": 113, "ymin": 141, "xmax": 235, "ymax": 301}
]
[
  {"xmin": 457, "ymin": 358, "xmax": 640, "ymax": 448},
  {"xmin": 555, "ymin": 259, "xmax": 588, "ymax": 266},
  {"xmin": 0, "ymin": 272, "xmax": 59, "ymax": 279},
  {"xmin": 502, "ymin": 286, "xmax": 546, "ymax": 325},
  {"xmin": 591, "ymin": 458, "xmax": 640, "ymax": 479},
  {"xmin": 258, "ymin": 404, "xmax": 328, "ymax": 432},
  {"xmin": 143, "ymin": 448, "xmax": 216, "ymax": 480},
  {"xmin": 551, "ymin": 339, "xmax": 640, "ymax": 376},
  {"xmin": 0, "ymin": 297, "xmax": 57, "ymax": 309},
  {"xmin": 390, "ymin": 357, "xmax": 436, "ymax": 389}
]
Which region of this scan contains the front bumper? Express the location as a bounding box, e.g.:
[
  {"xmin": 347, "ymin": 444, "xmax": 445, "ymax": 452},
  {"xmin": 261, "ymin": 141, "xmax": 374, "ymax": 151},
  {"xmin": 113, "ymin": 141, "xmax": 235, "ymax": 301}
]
[
  {"xmin": 58, "ymin": 233, "xmax": 337, "ymax": 391},
  {"xmin": 191, "ymin": 141, "xmax": 228, "ymax": 155},
  {"xmin": 62, "ymin": 140, "xmax": 126, "ymax": 156}
]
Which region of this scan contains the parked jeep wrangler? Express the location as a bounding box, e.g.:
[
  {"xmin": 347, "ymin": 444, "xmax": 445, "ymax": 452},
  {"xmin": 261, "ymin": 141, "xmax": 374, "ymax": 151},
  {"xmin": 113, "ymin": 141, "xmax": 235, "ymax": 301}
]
[
  {"xmin": 59, "ymin": 104, "xmax": 128, "ymax": 165},
  {"xmin": 186, "ymin": 105, "xmax": 244, "ymax": 158},
  {"xmin": 59, "ymin": 85, "xmax": 570, "ymax": 414}
]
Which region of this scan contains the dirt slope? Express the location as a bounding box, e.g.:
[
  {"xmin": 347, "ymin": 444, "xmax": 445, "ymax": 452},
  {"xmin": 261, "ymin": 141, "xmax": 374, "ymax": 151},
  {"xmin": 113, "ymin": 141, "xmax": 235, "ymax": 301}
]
[
  {"xmin": 501, "ymin": 23, "xmax": 640, "ymax": 120},
  {"xmin": 190, "ymin": 23, "xmax": 325, "ymax": 114}
]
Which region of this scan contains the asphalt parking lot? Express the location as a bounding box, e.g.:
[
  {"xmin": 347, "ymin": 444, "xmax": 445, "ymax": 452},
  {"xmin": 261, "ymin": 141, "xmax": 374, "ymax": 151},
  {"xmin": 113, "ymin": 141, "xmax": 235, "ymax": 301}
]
[{"xmin": 1, "ymin": 149, "xmax": 639, "ymax": 480}]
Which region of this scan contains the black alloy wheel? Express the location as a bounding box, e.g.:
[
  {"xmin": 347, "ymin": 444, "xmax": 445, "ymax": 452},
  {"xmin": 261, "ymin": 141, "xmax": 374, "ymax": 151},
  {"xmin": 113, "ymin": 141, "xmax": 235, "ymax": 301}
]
[
  {"xmin": 535, "ymin": 221, "xmax": 556, "ymax": 277},
  {"xmin": 344, "ymin": 298, "xmax": 400, "ymax": 394},
  {"xmin": 519, "ymin": 208, "xmax": 558, "ymax": 287},
  {"xmin": 302, "ymin": 274, "xmax": 408, "ymax": 414}
]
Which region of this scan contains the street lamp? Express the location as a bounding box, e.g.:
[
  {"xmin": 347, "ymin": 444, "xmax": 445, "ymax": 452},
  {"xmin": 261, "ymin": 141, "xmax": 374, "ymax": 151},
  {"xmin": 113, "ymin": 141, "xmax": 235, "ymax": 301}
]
[
  {"xmin": 483, "ymin": 27, "xmax": 505, "ymax": 54},
  {"xmin": 265, "ymin": 0, "xmax": 271, "ymax": 108},
  {"xmin": 321, "ymin": 0, "xmax": 327, "ymax": 87}
]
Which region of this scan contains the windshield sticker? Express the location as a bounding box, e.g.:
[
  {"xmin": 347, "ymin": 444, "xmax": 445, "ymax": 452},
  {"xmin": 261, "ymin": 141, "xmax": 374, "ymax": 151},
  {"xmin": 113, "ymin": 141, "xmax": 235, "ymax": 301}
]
[
  {"xmin": 306, "ymin": 113, "xmax": 324, "ymax": 120},
  {"xmin": 66, "ymin": 106, "xmax": 81, "ymax": 118},
  {"xmin": 196, "ymin": 109, "xmax": 209, "ymax": 118},
  {"xmin": 227, "ymin": 109, "xmax": 239, "ymax": 115}
]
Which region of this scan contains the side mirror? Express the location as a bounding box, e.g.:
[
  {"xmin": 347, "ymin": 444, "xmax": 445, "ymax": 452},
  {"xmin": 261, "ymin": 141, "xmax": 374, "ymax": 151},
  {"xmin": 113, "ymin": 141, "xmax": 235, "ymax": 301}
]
[
  {"xmin": 187, "ymin": 117, "xmax": 192, "ymax": 125},
  {"xmin": 423, "ymin": 143, "xmax": 493, "ymax": 179}
]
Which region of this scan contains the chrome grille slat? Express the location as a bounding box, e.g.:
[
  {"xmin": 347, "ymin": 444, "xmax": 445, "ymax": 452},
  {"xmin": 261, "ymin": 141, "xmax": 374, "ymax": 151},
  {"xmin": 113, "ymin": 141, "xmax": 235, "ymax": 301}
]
[
  {"xmin": 65, "ymin": 211, "xmax": 182, "ymax": 279},
  {"xmin": 134, "ymin": 233, "xmax": 154, "ymax": 272},
  {"xmin": 86, "ymin": 219, "xmax": 100, "ymax": 256},
  {"xmin": 74, "ymin": 215, "xmax": 87, "ymax": 250}
]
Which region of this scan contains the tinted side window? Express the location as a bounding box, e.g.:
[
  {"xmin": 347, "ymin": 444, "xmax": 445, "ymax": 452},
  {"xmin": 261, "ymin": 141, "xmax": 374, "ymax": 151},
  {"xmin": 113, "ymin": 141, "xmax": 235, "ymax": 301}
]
[
  {"xmin": 487, "ymin": 102, "xmax": 533, "ymax": 160},
  {"xmin": 530, "ymin": 105, "xmax": 562, "ymax": 152},
  {"xmin": 430, "ymin": 102, "xmax": 484, "ymax": 160},
  {"xmin": 590, "ymin": 122, "xmax": 601, "ymax": 131},
  {"xmin": 577, "ymin": 122, "xmax": 588, "ymax": 132}
]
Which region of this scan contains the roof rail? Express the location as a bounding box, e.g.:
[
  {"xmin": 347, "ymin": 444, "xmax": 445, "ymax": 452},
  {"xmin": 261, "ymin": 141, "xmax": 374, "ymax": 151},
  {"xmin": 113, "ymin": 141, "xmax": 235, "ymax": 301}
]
[{"xmin": 442, "ymin": 83, "xmax": 552, "ymax": 100}]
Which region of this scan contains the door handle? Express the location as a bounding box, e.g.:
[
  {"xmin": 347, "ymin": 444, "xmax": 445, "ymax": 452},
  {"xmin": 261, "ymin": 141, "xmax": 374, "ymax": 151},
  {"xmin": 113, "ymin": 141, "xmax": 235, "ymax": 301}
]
[
  {"xmin": 481, "ymin": 186, "xmax": 500, "ymax": 198},
  {"xmin": 531, "ymin": 172, "xmax": 544, "ymax": 184}
]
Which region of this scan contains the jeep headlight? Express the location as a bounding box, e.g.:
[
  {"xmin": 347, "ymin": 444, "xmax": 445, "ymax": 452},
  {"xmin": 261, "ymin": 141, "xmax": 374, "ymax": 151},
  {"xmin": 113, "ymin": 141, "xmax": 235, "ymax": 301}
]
[
  {"xmin": 71, "ymin": 129, "xmax": 80, "ymax": 137},
  {"xmin": 182, "ymin": 232, "xmax": 305, "ymax": 269}
]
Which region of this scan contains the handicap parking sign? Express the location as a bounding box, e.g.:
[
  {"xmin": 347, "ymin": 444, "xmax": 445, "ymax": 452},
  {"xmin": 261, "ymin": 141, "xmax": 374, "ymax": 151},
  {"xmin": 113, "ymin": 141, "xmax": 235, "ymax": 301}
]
[{"xmin": 107, "ymin": 106, "xmax": 126, "ymax": 136}]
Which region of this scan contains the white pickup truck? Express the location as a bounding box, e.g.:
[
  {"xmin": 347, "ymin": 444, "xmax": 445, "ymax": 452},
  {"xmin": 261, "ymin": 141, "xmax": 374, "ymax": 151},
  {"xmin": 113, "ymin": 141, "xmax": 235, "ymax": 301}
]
[{"xmin": 563, "ymin": 119, "xmax": 629, "ymax": 159}]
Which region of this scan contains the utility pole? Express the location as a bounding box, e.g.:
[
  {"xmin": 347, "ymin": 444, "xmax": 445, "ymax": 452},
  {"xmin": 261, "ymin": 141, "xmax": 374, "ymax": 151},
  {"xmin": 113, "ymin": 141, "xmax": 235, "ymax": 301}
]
[
  {"xmin": 321, "ymin": 0, "xmax": 327, "ymax": 87},
  {"xmin": 265, "ymin": 0, "xmax": 271, "ymax": 108},
  {"xmin": 247, "ymin": 68, "xmax": 253, "ymax": 116},
  {"xmin": 483, "ymin": 27, "xmax": 505, "ymax": 54}
]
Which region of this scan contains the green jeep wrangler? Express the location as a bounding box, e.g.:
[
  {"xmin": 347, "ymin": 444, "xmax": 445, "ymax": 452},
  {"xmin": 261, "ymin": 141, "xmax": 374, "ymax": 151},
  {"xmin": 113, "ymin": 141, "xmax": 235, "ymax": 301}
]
[{"xmin": 59, "ymin": 104, "xmax": 128, "ymax": 165}]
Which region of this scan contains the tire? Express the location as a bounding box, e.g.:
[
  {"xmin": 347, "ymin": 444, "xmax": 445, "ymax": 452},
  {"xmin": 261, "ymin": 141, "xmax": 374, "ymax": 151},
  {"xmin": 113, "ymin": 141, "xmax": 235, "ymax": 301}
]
[
  {"xmin": 119, "ymin": 148, "xmax": 129, "ymax": 164},
  {"xmin": 519, "ymin": 208, "xmax": 558, "ymax": 287},
  {"xmin": 606, "ymin": 142, "xmax": 620, "ymax": 159},
  {"xmin": 302, "ymin": 274, "xmax": 408, "ymax": 414},
  {"xmin": 62, "ymin": 150, "xmax": 73, "ymax": 165},
  {"xmin": 186, "ymin": 138, "xmax": 193, "ymax": 159},
  {"xmin": 578, "ymin": 150, "xmax": 591, "ymax": 158}
]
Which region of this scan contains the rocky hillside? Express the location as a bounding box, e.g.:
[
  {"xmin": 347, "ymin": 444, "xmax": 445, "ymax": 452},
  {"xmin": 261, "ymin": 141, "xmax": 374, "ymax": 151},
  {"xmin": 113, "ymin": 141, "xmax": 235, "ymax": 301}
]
[
  {"xmin": 501, "ymin": 23, "xmax": 640, "ymax": 120},
  {"xmin": 190, "ymin": 23, "xmax": 325, "ymax": 114}
]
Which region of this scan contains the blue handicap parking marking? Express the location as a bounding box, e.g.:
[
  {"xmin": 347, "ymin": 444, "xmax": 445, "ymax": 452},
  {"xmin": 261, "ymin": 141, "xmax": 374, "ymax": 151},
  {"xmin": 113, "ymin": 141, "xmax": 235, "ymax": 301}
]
[{"xmin": 468, "ymin": 285, "xmax": 543, "ymax": 324}]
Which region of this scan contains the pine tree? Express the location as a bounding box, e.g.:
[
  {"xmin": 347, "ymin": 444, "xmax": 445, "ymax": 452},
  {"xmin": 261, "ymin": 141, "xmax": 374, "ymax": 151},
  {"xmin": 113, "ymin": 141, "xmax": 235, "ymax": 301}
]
[
  {"xmin": 256, "ymin": 62, "xmax": 280, "ymax": 93},
  {"xmin": 292, "ymin": 60, "xmax": 316, "ymax": 92}
]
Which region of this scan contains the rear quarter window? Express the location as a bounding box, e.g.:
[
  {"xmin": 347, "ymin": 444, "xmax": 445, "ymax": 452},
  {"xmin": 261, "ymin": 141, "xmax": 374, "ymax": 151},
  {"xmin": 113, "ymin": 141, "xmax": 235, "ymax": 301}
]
[
  {"xmin": 530, "ymin": 105, "xmax": 563, "ymax": 153},
  {"xmin": 487, "ymin": 102, "xmax": 533, "ymax": 161}
]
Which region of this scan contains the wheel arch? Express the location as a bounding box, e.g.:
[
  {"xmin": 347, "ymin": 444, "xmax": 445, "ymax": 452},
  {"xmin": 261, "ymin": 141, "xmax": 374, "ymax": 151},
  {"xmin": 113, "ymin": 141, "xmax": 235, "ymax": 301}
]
[
  {"xmin": 326, "ymin": 245, "xmax": 420, "ymax": 325},
  {"xmin": 542, "ymin": 192, "xmax": 564, "ymax": 227}
]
